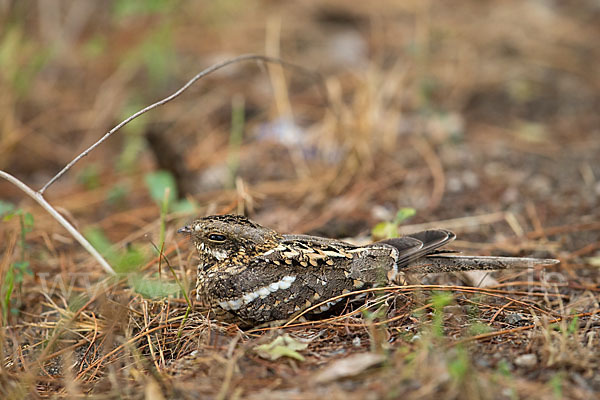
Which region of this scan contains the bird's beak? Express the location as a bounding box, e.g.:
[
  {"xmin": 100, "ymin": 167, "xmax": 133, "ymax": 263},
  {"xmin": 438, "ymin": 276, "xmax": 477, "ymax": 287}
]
[{"xmin": 177, "ymin": 225, "xmax": 192, "ymax": 234}]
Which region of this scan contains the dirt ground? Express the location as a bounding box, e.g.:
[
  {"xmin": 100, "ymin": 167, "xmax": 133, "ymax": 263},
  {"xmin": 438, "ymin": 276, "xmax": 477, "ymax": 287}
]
[{"xmin": 1, "ymin": 1, "xmax": 599, "ymax": 399}]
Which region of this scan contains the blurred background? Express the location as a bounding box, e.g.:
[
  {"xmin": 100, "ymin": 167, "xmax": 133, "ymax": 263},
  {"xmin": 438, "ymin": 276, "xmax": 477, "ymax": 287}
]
[{"xmin": 1, "ymin": 0, "xmax": 598, "ymax": 242}]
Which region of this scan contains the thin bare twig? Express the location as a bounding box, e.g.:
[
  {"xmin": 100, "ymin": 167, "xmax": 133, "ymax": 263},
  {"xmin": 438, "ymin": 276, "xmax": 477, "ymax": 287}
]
[
  {"xmin": 0, "ymin": 170, "xmax": 114, "ymax": 275},
  {"xmin": 39, "ymin": 54, "xmax": 325, "ymax": 194},
  {"xmin": 2, "ymin": 54, "xmax": 322, "ymax": 277}
]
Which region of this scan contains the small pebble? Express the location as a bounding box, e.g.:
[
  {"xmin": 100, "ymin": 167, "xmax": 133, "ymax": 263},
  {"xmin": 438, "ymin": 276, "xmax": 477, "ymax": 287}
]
[
  {"xmin": 514, "ymin": 354, "xmax": 537, "ymax": 368},
  {"xmin": 505, "ymin": 313, "xmax": 524, "ymax": 325}
]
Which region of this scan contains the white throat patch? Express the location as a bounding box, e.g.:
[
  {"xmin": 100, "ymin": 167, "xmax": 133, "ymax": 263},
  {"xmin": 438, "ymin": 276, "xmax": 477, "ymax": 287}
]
[{"xmin": 208, "ymin": 248, "xmax": 228, "ymax": 261}]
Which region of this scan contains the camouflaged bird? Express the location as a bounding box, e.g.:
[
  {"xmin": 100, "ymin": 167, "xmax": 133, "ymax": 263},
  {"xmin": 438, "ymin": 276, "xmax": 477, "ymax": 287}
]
[{"xmin": 178, "ymin": 214, "xmax": 558, "ymax": 326}]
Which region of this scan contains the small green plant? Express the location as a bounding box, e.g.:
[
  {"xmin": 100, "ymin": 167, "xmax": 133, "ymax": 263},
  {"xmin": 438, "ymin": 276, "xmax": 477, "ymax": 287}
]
[
  {"xmin": 106, "ymin": 184, "xmax": 130, "ymax": 206},
  {"xmin": 566, "ymin": 314, "xmax": 579, "ymax": 335},
  {"xmin": 112, "ymin": 0, "xmax": 173, "ymax": 19},
  {"xmin": 128, "ymin": 274, "xmax": 180, "ymax": 299},
  {"xmin": 468, "ymin": 322, "xmax": 493, "ymax": 336},
  {"xmin": 139, "ymin": 23, "xmax": 174, "ymax": 86},
  {"xmin": 549, "ymin": 371, "xmax": 564, "ymax": 400},
  {"xmin": 77, "ymin": 164, "xmax": 101, "ymax": 190},
  {"xmin": 83, "ymin": 33, "xmax": 107, "ymax": 59},
  {"xmin": 431, "ymin": 291, "xmax": 453, "ymax": 338},
  {"xmin": 144, "ymin": 170, "xmax": 194, "ymax": 213},
  {"xmin": 117, "ymin": 15, "xmax": 175, "ymax": 89},
  {"xmin": 1, "ymin": 202, "xmax": 34, "ymax": 323},
  {"xmin": 84, "ymin": 226, "xmax": 183, "ymax": 299},
  {"xmin": 148, "ymin": 238, "xmax": 193, "ymax": 337},
  {"xmin": 371, "ymin": 208, "xmax": 416, "ymax": 240},
  {"xmin": 496, "ymin": 359, "xmax": 512, "ymax": 378},
  {"xmin": 84, "ymin": 227, "xmax": 146, "ymax": 274},
  {"xmin": 145, "ymin": 170, "xmax": 177, "ymax": 208},
  {"xmin": 158, "ymin": 186, "xmax": 170, "ymax": 254},
  {"xmin": 362, "ymin": 302, "xmax": 391, "ymax": 353},
  {"xmin": 227, "ymin": 94, "xmax": 245, "ymax": 188},
  {"xmin": 448, "ymin": 346, "xmax": 470, "ymax": 384},
  {"xmin": 0, "ymin": 24, "xmax": 52, "ymax": 97},
  {"xmin": 0, "ymin": 200, "xmax": 14, "ymax": 216},
  {"xmin": 549, "ymin": 315, "xmax": 579, "ymax": 336}
]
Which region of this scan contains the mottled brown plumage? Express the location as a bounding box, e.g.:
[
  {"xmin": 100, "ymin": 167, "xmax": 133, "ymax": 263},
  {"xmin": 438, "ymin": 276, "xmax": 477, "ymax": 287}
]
[{"xmin": 178, "ymin": 214, "xmax": 558, "ymax": 326}]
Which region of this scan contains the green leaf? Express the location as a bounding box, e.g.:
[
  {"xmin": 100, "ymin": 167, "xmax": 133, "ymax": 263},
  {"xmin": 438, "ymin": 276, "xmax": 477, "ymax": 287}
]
[
  {"xmin": 106, "ymin": 184, "xmax": 129, "ymax": 206},
  {"xmin": 145, "ymin": 170, "xmax": 177, "ymax": 207},
  {"xmin": 468, "ymin": 322, "xmax": 493, "ymax": 335},
  {"xmin": 371, "ymin": 222, "xmax": 398, "ymax": 240},
  {"xmin": 114, "ymin": 247, "xmax": 146, "ymax": 274},
  {"xmin": 372, "ymin": 208, "xmax": 416, "ymax": 240},
  {"xmin": 0, "ymin": 200, "xmax": 15, "ymax": 217},
  {"xmin": 84, "ymin": 227, "xmax": 115, "ymax": 258},
  {"xmin": 394, "ymin": 207, "xmax": 416, "ymax": 224},
  {"xmin": 84, "ymin": 227, "xmax": 146, "ymax": 274},
  {"xmin": 254, "ymin": 334, "xmax": 308, "ymax": 361},
  {"xmin": 172, "ymin": 199, "xmax": 195, "ymax": 213},
  {"xmin": 129, "ymin": 274, "xmax": 180, "ymax": 299},
  {"xmin": 77, "ymin": 164, "xmax": 101, "ymax": 190}
]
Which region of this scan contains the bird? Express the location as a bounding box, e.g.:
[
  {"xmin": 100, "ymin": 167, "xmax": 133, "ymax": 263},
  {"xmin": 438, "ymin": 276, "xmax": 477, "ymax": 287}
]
[{"xmin": 178, "ymin": 214, "xmax": 559, "ymax": 327}]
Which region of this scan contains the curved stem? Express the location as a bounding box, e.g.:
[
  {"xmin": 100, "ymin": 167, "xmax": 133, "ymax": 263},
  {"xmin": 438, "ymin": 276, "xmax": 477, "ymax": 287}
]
[
  {"xmin": 0, "ymin": 170, "xmax": 115, "ymax": 275},
  {"xmin": 39, "ymin": 54, "xmax": 324, "ymax": 194}
]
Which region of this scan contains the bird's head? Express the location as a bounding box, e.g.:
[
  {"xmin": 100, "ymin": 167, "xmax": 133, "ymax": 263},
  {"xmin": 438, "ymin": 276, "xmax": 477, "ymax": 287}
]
[{"xmin": 178, "ymin": 214, "xmax": 282, "ymax": 268}]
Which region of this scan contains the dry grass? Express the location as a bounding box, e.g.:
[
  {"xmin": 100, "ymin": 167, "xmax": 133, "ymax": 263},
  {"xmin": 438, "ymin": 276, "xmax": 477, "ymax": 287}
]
[{"xmin": 1, "ymin": 0, "xmax": 599, "ymax": 398}]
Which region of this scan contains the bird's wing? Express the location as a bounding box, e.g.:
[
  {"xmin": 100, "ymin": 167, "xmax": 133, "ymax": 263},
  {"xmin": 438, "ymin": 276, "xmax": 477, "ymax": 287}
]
[{"xmin": 375, "ymin": 229, "xmax": 456, "ymax": 268}]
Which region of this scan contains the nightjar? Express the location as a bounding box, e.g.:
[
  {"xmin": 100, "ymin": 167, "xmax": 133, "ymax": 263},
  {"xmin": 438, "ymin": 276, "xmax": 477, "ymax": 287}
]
[{"xmin": 178, "ymin": 214, "xmax": 558, "ymax": 326}]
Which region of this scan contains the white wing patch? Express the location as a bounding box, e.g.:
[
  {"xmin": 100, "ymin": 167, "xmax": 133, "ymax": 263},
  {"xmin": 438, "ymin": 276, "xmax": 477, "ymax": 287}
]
[
  {"xmin": 318, "ymin": 297, "xmax": 344, "ymax": 312},
  {"xmin": 218, "ymin": 275, "xmax": 296, "ymax": 311}
]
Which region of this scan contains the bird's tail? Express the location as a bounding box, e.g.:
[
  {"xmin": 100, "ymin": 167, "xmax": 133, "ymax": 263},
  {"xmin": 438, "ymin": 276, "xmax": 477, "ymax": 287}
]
[{"xmin": 402, "ymin": 255, "xmax": 559, "ymax": 275}]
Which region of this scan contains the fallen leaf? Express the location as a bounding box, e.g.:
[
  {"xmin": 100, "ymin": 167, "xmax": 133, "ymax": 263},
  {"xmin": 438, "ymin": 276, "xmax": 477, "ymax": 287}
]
[
  {"xmin": 314, "ymin": 353, "xmax": 385, "ymax": 383},
  {"xmin": 254, "ymin": 334, "xmax": 308, "ymax": 361},
  {"xmin": 586, "ymin": 257, "xmax": 600, "ymax": 267}
]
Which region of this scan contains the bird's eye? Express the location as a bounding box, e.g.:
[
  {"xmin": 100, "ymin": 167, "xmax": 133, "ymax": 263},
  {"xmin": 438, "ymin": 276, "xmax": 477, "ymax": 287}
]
[{"xmin": 208, "ymin": 233, "xmax": 227, "ymax": 242}]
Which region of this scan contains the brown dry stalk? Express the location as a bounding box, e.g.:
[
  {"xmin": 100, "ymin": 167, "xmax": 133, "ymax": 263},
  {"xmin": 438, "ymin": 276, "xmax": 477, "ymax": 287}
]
[{"xmin": 451, "ymin": 309, "xmax": 600, "ymax": 346}]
